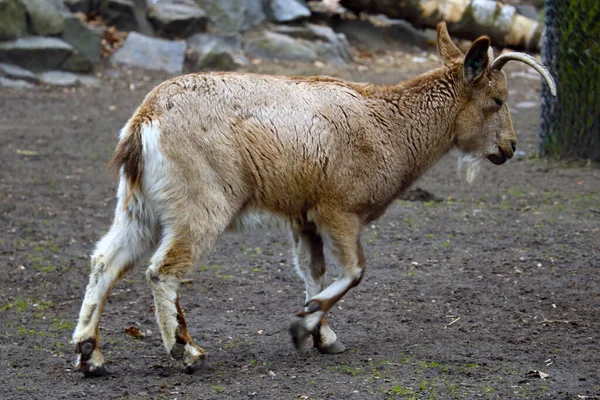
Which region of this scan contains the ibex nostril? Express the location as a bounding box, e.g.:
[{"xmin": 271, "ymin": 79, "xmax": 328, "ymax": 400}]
[{"xmin": 511, "ymin": 141, "xmax": 517, "ymax": 152}]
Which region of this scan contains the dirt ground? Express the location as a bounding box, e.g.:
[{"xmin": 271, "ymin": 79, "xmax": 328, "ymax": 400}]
[{"xmin": 1, "ymin": 50, "xmax": 599, "ymax": 400}]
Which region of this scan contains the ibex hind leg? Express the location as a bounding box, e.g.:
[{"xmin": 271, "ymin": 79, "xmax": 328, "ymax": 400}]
[
  {"xmin": 146, "ymin": 195, "xmax": 239, "ymax": 374},
  {"xmin": 73, "ymin": 189, "xmax": 155, "ymax": 377}
]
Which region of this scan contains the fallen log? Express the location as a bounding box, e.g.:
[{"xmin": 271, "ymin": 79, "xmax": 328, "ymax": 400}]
[{"xmin": 340, "ymin": 0, "xmax": 542, "ymax": 51}]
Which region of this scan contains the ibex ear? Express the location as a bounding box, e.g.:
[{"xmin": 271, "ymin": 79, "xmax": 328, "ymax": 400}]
[
  {"xmin": 464, "ymin": 36, "xmax": 491, "ymax": 84},
  {"xmin": 437, "ymin": 22, "xmax": 463, "ymax": 65}
]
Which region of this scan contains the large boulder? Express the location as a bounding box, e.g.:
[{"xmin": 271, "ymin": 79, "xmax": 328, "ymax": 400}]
[
  {"xmin": 61, "ymin": 13, "xmax": 103, "ymax": 62},
  {"xmin": 0, "ymin": 37, "xmax": 73, "ymax": 71},
  {"xmin": 147, "ymin": 0, "xmax": 208, "ymax": 38},
  {"xmin": 265, "ymin": 0, "xmax": 310, "ymax": 23},
  {"xmin": 21, "ymin": 0, "xmax": 65, "ymax": 36},
  {"xmin": 110, "ymin": 31, "xmax": 186, "ymax": 73},
  {"xmin": 187, "ymin": 33, "xmax": 247, "ymax": 71},
  {"xmin": 244, "ymin": 31, "xmax": 317, "ymax": 62},
  {"xmin": 0, "ymin": 0, "xmax": 27, "ymax": 40},
  {"xmin": 334, "ymin": 14, "xmax": 435, "ymax": 52},
  {"xmin": 196, "ymin": 0, "xmax": 265, "ymax": 33}
]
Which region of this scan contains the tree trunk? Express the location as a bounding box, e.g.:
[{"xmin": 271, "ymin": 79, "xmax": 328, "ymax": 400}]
[{"xmin": 539, "ymin": 0, "xmax": 600, "ymax": 161}]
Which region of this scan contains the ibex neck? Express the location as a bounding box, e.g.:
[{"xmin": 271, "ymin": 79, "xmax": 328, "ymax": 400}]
[{"xmin": 364, "ymin": 67, "xmax": 463, "ymax": 180}]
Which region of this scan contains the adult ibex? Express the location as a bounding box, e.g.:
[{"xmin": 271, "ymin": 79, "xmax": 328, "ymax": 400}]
[{"xmin": 73, "ymin": 23, "xmax": 556, "ymax": 376}]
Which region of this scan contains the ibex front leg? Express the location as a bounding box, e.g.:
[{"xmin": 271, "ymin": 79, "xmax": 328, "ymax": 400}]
[
  {"xmin": 291, "ymin": 225, "xmax": 345, "ymax": 353},
  {"xmin": 290, "ymin": 213, "xmax": 364, "ymax": 353}
]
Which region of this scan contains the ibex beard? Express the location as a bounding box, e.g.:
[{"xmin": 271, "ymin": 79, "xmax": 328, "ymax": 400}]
[{"xmin": 72, "ymin": 22, "xmax": 556, "ymax": 377}]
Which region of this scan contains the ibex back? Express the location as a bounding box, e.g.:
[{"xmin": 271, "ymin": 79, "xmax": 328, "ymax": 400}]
[{"xmin": 73, "ymin": 23, "xmax": 556, "ymax": 376}]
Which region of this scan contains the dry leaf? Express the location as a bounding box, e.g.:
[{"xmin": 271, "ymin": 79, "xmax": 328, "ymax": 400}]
[
  {"xmin": 16, "ymin": 149, "xmax": 39, "ymax": 156},
  {"xmin": 125, "ymin": 326, "xmax": 146, "ymax": 339}
]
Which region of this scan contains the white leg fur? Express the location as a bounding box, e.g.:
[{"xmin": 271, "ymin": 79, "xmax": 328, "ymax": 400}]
[{"xmin": 73, "ymin": 175, "xmax": 155, "ymax": 345}]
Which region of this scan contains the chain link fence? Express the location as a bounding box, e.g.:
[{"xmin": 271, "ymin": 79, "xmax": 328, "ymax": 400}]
[{"xmin": 539, "ymin": 0, "xmax": 600, "ymax": 161}]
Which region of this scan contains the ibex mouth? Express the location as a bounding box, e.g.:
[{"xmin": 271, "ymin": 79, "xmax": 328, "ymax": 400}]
[{"xmin": 487, "ymin": 152, "xmax": 507, "ymax": 165}]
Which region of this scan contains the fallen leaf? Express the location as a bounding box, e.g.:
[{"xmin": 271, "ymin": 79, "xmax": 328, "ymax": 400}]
[{"xmin": 125, "ymin": 326, "xmax": 146, "ymax": 339}]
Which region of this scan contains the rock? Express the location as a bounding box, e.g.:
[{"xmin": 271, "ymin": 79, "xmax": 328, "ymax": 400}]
[
  {"xmin": 197, "ymin": 0, "xmax": 264, "ymax": 33},
  {"xmin": 0, "ymin": 76, "xmax": 36, "ymax": 89},
  {"xmin": 21, "ymin": 0, "xmax": 65, "ymax": 35},
  {"xmin": 61, "ymin": 13, "xmax": 103, "ymax": 62},
  {"xmin": 39, "ymin": 70, "xmax": 100, "ymax": 86},
  {"xmin": 63, "ymin": 0, "xmax": 91, "ymax": 13},
  {"xmin": 0, "ymin": 37, "xmax": 73, "ymax": 71},
  {"xmin": 515, "ymin": 4, "xmax": 539, "ymax": 21},
  {"xmin": 265, "ymin": 0, "xmax": 311, "ymax": 23},
  {"xmin": 147, "ymin": 0, "xmax": 208, "ymax": 38},
  {"xmin": 240, "ymin": 0, "xmax": 266, "ymax": 31},
  {"xmin": 0, "ymin": 62, "xmax": 39, "ymax": 82},
  {"xmin": 39, "ymin": 70, "xmax": 78, "ymax": 85},
  {"xmin": 110, "ymin": 31, "xmax": 186, "ymax": 73},
  {"xmin": 187, "ymin": 33, "xmax": 247, "ymax": 71},
  {"xmin": 61, "ymin": 50, "xmax": 93, "ymax": 72},
  {"xmin": 272, "ymin": 23, "xmax": 352, "ymax": 64},
  {"xmin": 0, "ymin": 0, "xmax": 27, "ymax": 40},
  {"xmin": 335, "ymin": 14, "xmax": 435, "ymax": 52},
  {"xmin": 99, "ymin": 0, "xmax": 153, "ymax": 34},
  {"xmin": 244, "ymin": 31, "xmax": 317, "ymax": 62}
]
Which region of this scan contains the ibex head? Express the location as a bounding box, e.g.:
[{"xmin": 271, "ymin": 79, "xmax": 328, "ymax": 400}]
[{"xmin": 436, "ymin": 23, "xmax": 556, "ymax": 181}]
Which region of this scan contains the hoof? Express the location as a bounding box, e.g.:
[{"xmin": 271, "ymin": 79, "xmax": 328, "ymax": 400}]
[
  {"xmin": 183, "ymin": 352, "xmax": 207, "ymax": 375},
  {"xmin": 170, "ymin": 343, "xmax": 185, "ymax": 361},
  {"xmin": 75, "ymin": 339, "xmax": 107, "ymax": 378},
  {"xmin": 289, "ymin": 318, "xmax": 310, "ymax": 352},
  {"xmin": 317, "ymin": 339, "xmax": 346, "ymax": 354},
  {"xmin": 82, "ymin": 364, "xmax": 109, "ymax": 378}
]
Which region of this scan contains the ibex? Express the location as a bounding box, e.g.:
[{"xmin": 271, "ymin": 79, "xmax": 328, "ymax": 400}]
[{"xmin": 72, "ymin": 23, "xmax": 556, "ymax": 376}]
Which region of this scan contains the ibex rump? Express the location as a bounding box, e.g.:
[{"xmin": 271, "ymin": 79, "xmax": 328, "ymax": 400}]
[{"xmin": 72, "ymin": 23, "xmax": 556, "ymax": 376}]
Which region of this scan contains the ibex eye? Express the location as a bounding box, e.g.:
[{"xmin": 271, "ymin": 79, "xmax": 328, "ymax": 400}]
[{"xmin": 494, "ymin": 98, "xmax": 504, "ymax": 107}]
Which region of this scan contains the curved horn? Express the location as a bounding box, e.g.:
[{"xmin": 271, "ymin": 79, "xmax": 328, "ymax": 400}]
[{"xmin": 491, "ymin": 53, "xmax": 557, "ymax": 96}]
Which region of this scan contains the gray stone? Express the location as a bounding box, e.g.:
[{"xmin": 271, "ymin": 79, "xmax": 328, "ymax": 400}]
[
  {"xmin": 272, "ymin": 23, "xmax": 352, "ymax": 64},
  {"xmin": 148, "ymin": 0, "xmax": 207, "ymax": 38},
  {"xmin": 266, "ymin": 0, "xmax": 310, "ymax": 23},
  {"xmin": 0, "ymin": 37, "xmax": 73, "ymax": 71},
  {"xmin": 187, "ymin": 33, "xmax": 247, "ymax": 71},
  {"xmin": 39, "ymin": 70, "xmax": 78, "ymax": 85},
  {"xmin": 99, "ymin": 0, "xmax": 153, "ymax": 33},
  {"xmin": 0, "ymin": 76, "xmax": 36, "ymax": 89},
  {"xmin": 197, "ymin": 0, "xmax": 261, "ymax": 33},
  {"xmin": 244, "ymin": 31, "xmax": 317, "ymax": 62},
  {"xmin": 61, "ymin": 13, "xmax": 102, "ymax": 62},
  {"xmin": 0, "ymin": 0, "xmax": 27, "ymax": 40},
  {"xmin": 22, "ymin": 0, "xmax": 65, "ymax": 35},
  {"xmin": 38, "ymin": 70, "xmax": 100, "ymax": 86},
  {"xmin": 110, "ymin": 31, "xmax": 186, "ymax": 73},
  {"xmin": 0, "ymin": 62, "xmax": 39, "ymax": 82}
]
